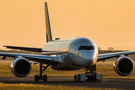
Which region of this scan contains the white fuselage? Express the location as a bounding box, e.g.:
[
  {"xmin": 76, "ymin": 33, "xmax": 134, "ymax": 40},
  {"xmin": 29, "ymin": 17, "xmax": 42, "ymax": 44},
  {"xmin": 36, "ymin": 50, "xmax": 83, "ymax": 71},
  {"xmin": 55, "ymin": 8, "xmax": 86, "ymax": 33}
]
[{"xmin": 42, "ymin": 37, "xmax": 98, "ymax": 70}]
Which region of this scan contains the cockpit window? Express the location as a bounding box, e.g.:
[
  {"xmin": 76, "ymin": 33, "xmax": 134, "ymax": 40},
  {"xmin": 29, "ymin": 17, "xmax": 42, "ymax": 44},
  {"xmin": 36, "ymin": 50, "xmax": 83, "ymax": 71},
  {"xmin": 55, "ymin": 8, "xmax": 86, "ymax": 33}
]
[{"xmin": 78, "ymin": 46, "xmax": 94, "ymax": 50}]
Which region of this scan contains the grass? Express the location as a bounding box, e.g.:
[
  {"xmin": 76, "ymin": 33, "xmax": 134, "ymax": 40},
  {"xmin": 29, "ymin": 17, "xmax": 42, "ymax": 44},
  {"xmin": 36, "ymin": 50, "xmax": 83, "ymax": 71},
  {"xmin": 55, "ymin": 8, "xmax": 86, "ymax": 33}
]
[
  {"xmin": 0, "ymin": 60, "xmax": 127, "ymax": 90},
  {"xmin": 1, "ymin": 63, "xmax": 135, "ymax": 79},
  {"xmin": 0, "ymin": 51, "xmax": 134, "ymax": 90},
  {"xmin": 0, "ymin": 83, "xmax": 117, "ymax": 90}
]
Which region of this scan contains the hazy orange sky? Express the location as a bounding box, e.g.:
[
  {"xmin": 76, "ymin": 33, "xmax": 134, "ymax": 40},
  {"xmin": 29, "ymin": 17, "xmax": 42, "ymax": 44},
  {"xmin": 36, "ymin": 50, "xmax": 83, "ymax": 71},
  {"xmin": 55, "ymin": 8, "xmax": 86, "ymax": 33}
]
[{"xmin": 0, "ymin": 0, "xmax": 135, "ymax": 50}]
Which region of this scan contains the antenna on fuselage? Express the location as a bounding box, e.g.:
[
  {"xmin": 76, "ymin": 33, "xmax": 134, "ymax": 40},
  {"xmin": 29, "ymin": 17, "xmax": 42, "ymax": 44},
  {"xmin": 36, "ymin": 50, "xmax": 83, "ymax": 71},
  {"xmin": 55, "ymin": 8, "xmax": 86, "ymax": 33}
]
[{"xmin": 45, "ymin": 2, "xmax": 52, "ymax": 42}]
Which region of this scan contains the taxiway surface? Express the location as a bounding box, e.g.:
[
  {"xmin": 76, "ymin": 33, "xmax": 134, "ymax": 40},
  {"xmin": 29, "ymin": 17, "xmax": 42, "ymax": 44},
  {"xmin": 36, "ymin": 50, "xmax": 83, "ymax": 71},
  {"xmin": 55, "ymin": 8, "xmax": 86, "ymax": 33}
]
[{"xmin": 0, "ymin": 76, "xmax": 135, "ymax": 90}]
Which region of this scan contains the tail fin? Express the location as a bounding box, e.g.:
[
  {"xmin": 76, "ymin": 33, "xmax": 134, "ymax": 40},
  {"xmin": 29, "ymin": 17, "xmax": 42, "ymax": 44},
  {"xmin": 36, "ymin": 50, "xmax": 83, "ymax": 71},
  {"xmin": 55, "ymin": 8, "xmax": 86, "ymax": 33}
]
[{"xmin": 45, "ymin": 2, "xmax": 52, "ymax": 42}]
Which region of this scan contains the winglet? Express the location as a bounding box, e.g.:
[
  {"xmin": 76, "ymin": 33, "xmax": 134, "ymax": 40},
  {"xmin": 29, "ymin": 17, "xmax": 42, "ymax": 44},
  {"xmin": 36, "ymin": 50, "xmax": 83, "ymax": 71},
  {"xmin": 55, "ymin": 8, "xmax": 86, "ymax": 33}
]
[{"xmin": 45, "ymin": 2, "xmax": 52, "ymax": 42}]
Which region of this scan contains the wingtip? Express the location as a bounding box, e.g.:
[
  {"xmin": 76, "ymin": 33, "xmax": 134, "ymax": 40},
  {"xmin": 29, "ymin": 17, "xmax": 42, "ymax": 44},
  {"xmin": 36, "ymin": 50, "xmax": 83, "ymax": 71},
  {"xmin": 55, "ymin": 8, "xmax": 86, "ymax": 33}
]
[{"xmin": 3, "ymin": 46, "xmax": 7, "ymax": 47}]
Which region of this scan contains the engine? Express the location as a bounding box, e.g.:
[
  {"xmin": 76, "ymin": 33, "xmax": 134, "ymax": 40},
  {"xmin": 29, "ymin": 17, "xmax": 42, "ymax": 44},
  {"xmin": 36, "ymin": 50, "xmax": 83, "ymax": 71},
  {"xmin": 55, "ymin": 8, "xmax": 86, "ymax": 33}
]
[
  {"xmin": 11, "ymin": 57, "xmax": 31, "ymax": 77},
  {"xmin": 113, "ymin": 55, "xmax": 134, "ymax": 76}
]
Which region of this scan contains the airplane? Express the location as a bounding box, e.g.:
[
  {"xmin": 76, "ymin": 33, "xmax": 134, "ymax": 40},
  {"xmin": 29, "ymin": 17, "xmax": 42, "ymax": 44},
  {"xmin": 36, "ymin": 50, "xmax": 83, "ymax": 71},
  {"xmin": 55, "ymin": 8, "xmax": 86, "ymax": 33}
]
[{"xmin": 0, "ymin": 2, "xmax": 135, "ymax": 82}]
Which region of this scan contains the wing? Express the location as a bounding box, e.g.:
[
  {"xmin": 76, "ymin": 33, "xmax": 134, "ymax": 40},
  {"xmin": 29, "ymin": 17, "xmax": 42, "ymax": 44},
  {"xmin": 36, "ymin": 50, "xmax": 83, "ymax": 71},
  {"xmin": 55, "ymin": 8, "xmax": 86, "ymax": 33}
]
[
  {"xmin": 98, "ymin": 51, "xmax": 135, "ymax": 62},
  {"xmin": 0, "ymin": 52, "xmax": 62, "ymax": 65},
  {"xmin": 41, "ymin": 51, "xmax": 68, "ymax": 55},
  {"xmin": 4, "ymin": 46, "xmax": 68, "ymax": 55},
  {"xmin": 4, "ymin": 46, "xmax": 43, "ymax": 52}
]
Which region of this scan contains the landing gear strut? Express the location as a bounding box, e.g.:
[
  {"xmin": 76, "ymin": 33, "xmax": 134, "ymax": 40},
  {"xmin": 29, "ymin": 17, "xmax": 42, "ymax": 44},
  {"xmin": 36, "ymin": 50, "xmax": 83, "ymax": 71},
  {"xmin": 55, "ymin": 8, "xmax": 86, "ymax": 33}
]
[
  {"xmin": 86, "ymin": 64, "xmax": 96, "ymax": 74},
  {"xmin": 34, "ymin": 62, "xmax": 49, "ymax": 82}
]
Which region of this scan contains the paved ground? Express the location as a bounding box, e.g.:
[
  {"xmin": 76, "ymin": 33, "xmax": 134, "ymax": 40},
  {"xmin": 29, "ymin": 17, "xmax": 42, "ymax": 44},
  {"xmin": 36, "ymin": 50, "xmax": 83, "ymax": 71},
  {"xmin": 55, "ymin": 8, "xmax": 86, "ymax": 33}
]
[{"xmin": 0, "ymin": 76, "xmax": 135, "ymax": 90}]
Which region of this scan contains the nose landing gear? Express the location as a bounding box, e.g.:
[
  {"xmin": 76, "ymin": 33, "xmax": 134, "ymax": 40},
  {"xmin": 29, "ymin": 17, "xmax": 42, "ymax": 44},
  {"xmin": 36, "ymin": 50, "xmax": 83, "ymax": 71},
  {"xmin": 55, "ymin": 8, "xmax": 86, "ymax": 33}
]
[{"xmin": 74, "ymin": 64, "xmax": 102, "ymax": 82}]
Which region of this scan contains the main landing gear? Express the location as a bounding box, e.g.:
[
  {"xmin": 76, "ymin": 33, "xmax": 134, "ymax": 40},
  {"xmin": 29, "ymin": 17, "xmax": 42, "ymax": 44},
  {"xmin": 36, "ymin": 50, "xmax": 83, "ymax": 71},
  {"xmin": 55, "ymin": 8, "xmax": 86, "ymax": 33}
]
[
  {"xmin": 74, "ymin": 64, "xmax": 102, "ymax": 82},
  {"xmin": 34, "ymin": 62, "xmax": 49, "ymax": 82}
]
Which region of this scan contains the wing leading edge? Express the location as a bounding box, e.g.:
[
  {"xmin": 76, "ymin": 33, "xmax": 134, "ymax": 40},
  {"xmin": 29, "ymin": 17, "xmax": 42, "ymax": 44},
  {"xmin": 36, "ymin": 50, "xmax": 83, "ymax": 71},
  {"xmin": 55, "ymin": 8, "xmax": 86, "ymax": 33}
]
[
  {"xmin": 4, "ymin": 46, "xmax": 42, "ymax": 52},
  {"xmin": 98, "ymin": 51, "xmax": 135, "ymax": 62},
  {"xmin": 4, "ymin": 46, "xmax": 64, "ymax": 54},
  {"xmin": 0, "ymin": 52, "xmax": 62, "ymax": 65}
]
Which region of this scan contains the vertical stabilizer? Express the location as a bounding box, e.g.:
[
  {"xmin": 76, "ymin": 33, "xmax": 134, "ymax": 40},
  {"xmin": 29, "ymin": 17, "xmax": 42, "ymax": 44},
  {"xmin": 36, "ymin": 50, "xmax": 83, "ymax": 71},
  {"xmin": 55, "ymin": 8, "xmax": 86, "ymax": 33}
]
[{"xmin": 45, "ymin": 2, "xmax": 52, "ymax": 42}]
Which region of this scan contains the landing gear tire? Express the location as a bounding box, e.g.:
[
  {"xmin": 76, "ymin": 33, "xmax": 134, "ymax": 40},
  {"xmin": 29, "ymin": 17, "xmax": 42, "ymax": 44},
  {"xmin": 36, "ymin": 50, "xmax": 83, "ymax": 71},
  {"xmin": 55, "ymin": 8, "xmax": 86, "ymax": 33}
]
[
  {"xmin": 74, "ymin": 75, "xmax": 77, "ymax": 82},
  {"xmin": 35, "ymin": 75, "xmax": 39, "ymax": 82},
  {"xmin": 43, "ymin": 75, "xmax": 47, "ymax": 82},
  {"xmin": 78, "ymin": 74, "xmax": 81, "ymax": 82},
  {"xmin": 34, "ymin": 75, "xmax": 47, "ymax": 82}
]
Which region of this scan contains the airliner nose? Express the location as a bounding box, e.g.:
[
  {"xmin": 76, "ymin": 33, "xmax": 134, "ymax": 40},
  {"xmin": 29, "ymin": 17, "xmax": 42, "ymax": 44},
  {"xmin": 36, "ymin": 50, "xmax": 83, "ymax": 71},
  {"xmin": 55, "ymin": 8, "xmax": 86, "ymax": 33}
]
[
  {"xmin": 82, "ymin": 51, "xmax": 97, "ymax": 67},
  {"xmin": 83, "ymin": 57, "xmax": 94, "ymax": 67}
]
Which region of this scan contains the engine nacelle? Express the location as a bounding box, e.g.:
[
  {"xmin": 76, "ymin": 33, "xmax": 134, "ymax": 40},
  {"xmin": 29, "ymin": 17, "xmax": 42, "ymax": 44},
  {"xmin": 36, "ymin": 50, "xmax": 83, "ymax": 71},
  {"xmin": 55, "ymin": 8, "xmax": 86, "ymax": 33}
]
[
  {"xmin": 11, "ymin": 57, "xmax": 31, "ymax": 77},
  {"xmin": 113, "ymin": 56, "xmax": 134, "ymax": 76}
]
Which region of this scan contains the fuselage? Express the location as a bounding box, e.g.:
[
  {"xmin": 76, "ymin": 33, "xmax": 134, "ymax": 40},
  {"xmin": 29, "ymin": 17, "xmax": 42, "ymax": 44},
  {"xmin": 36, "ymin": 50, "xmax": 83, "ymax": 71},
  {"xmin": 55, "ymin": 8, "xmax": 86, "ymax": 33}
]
[{"xmin": 42, "ymin": 37, "xmax": 98, "ymax": 70}]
